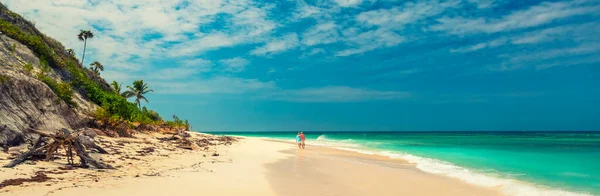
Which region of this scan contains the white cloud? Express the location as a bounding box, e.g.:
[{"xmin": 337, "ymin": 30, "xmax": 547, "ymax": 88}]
[
  {"xmin": 101, "ymin": 70, "xmax": 136, "ymax": 83},
  {"xmin": 490, "ymin": 44, "xmax": 600, "ymax": 71},
  {"xmin": 266, "ymin": 86, "xmax": 411, "ymax": 102},
  {"xmin": 293, "ymin": 3, "xmax": 323, "ymax": 20},
  {"xmin": 152, "ymin": 77, "xmax": 276, "ymax": 94},
  {"xmin": 335, "ymin": 0, "xmax": 458, "ymax": 56},
  {"xmin": 336, "ymin": 28, "xmax": 404, "ymax": 56},
  {"xmin": 251, "ymin": 33, "xmax": 299, "ymax": 56},
  {"xmin": 300, "ymin": 48, "xmax": 326, "ymax": 58},
  {"xmin": 535, "ymin": 56, "xmax": 600, "ymax": 70},
  {"xmin": 451, "ymin": 22, "xmax": 600, "ymax": 53},
  {"xmin": 508, "ymin": 44, "xmax": 600, "ymax": 64},
  {"xmin": 468, "ymin": 0, "xmax": 496, "ymax": 9},
  {"xmin": 229, "ymin": 5, "xmax": 278, "ymax": 38},
  {"xmin": 356, "ymin": 0, "xmax": 459, "ymax": 28},
  {"xmin": 301, "ymin": 22, "xmax": 339, "ymax": 46},
  {"xmin": 431, "ymin": 1, "xmax": 600, "ymax": 35},
  {"xmin": 169, "ymin": 32, "xmax": 237, "ymax": 57},
  {"xmin": 512, "ymin": 22, "xmax": 600, "ymax": 44},
  {"xmin": 180, "ymin": 58, "xmax": 212, "ymax": 67},
  {"xmin": 450, "ymin": 38, "xmax": 507, "ymax": 53},
  {"xmin": 1, "ymin": 0, "xmax": 277, "ymax": 71},
  {"xmin": 219, "ymin": 57, "xmax": 250, "ymax": 73},
  {"xmin": 333, "ymin": 0, "xmax": 363, "ymax": 7}
]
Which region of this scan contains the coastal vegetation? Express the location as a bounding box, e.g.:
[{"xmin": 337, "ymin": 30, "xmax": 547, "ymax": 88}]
[
  {"xmin": 89, "ymin": 61, "xmax": 103, "ymax": 75},
  {"xmin": 123, "ymin": 80, "xmax": 153, "ymax": 109},
  {"xmin": 0, "ymin": 8, "xmax": 191, "ymax": 135},
  {"xmin": 66, "ymin": 48, "xmax": 74, "ymax": 56},
  {"xmin": 110, "ymin": 80, "xmax": 125, "ymax": 97}
]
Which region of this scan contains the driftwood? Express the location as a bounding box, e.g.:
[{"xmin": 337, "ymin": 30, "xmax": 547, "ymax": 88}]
[
  {"xmin": 3, "ymin": 137, "xmax": 43, "ymax": 168},
  {"xmin": 3, "ymin": 128, "xmax": 114, "ymax": 169},
  {"xmin": 77, "ymin": 130, "xmax": 108, "ymax": 154}
]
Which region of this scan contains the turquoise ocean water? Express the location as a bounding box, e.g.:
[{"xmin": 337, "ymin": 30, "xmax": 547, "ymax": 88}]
[{"xmin": 213, "ymin": 131, "xmax": 600, "ymax": 196}]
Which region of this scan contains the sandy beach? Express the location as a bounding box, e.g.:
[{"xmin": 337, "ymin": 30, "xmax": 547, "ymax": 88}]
[{"xmin": 0, "ymin": 134, "xmax": 502, "ymax": 196}]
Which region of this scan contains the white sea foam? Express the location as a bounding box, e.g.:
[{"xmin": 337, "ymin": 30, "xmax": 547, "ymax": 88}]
[
  {"xmin": 316, "ymin": 134, "xmax": 328, "ymax": 141},
  {"xmin": 246, "ymin": 135, "xmax": 592, "ymax": 196},
  {"xmin": 304, "ymin": 139, "xmax": 592, "ymax": 196}
]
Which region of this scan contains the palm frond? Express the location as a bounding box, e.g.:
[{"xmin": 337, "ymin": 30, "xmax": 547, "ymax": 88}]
[{"xmin": 141, "ymin": 96, "xmax": 149, "ymax": 103}]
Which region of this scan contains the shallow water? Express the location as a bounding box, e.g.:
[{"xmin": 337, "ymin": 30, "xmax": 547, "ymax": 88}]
[{"xmin": 213, "ymin": 131, "xmax": 600, "ymax": 196}]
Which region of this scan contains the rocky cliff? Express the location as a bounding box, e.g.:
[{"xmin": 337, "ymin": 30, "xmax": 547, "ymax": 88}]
[{"xmin": 0, "ymin": 3, "xmax": 104, "ymax": 147}]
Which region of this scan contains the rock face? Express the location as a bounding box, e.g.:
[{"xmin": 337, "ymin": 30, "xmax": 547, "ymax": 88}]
[
  {"xmin": 0, "ymin": 35, "xmax": 85, "ymax": 147},
  {"xmin": 0, "ymin": 4, "xmax": 100, "ymax": 147}
]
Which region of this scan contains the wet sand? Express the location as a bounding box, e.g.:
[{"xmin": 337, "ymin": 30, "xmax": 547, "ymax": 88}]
[{"xmin": 265, "ymin": 141, "xmax": 502, "ymax": 196}]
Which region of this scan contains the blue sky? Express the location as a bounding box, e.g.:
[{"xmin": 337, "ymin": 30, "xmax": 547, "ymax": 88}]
[{"xmin": 3, "ymin": 0, "xmax": 599, "ymax": 131}]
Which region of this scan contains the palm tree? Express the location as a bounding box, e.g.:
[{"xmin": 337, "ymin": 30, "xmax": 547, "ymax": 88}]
[
  {"xmin": 77, "ymin": 30, "xmax": 94, "ymax": 65},
  {"xmin": 66, "ymin": 49, "xmax": 74, "ymax": 56},
  {"xmin": 110, "ymin": 80, "xmax": 122, "ymax": 95},
  {"xmin": 123, "ymin": 80, "xmax": 154, "ymax": 109},
  {"xmin": 89, "ymin": 61, "xmax": 104, "ymax": 74},
  {"xmin": 110, "ymin": 81, "xmax": 130, "ymax": 97}
]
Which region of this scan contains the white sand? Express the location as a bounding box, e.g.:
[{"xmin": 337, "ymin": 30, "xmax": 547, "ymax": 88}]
[{"xmin": 0, "ymin": 136, "xmax": 502, "ymax": 196}]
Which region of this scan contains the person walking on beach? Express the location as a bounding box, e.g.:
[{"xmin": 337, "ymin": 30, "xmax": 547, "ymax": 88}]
[
  {"xmin": 296, "ymin": 132, "xmax": 302, "ymax": 149},
  {"xmin": 300, "ymin": 132, "xmax": 306, "ymax": 149}
]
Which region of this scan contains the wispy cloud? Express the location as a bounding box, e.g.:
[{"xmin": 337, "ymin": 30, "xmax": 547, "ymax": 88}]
[
  {"xmin": 251, "ymin": 33, "xmax": 299, "ymax": 56},
  {"xmin": 5, "ymin": 0, "xmax": 599, "ymax": 105},
  {"xmin": 451, "ymin": 22, "xmax": 600, "ymax": 53},
  {"xmin": 490, "ymin": 44, "xmax": 600, "ymax": 71},
  {"xmin": 333, "ymin": 0, "xmax": 364, "ymax": 7},
  {"xmin": 300, "ymin": 48, "xmax": 326, "ymax": 58},
  {"xmin": 535, "ymin": 56, "xmax": 600, "ymax": 70},
  {"xmin": 301, "ymin": 22, "xmax": 340, "ymax": 46},
  {"xmin": 467, "ymin": 0, "xmax": 497, "ymax": 9},
  {"xmin": 431, "ymin": 0, "xmax": 600, "ymax": 35},
  {"xmin": 2, "ymin": 0, "xmax": 277, "ymax": 70},
  {"xmin": 355, "ymin": 0, "xmax": 458, "ymax": 28},
  {"xmin": 336, "ymin": 28, "xmax": 404, "ymax": 56},
  {"xmin": 219, "ymin": 57, "xmax": 250, "ymax": 73},
  {"xmin": 168, "ymin": 32, "xmax": 237, "ymax": 57},
  {"xmin": 266, "ymin": 86, "xmax": 411, "ymax": 102},
  {"xmin": 450, "ymin": 38, "xmax": 508, "ymax": 53},
  {"xmin": 152, "ymin": 77, "xmax": 276, "ymax": 94},
  {"xmin": 336, "ymin": 0, "xmax": 459, "ymax": 56}
]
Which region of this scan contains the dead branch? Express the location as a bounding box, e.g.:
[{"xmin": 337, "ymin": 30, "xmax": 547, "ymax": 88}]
[
  {"xmin": 3, "ymin": 128, "xmax": 114, "ymax": 169},
  {"xmin": 3, "ymin": 137, "xmax": 43, "ymax": 168}
]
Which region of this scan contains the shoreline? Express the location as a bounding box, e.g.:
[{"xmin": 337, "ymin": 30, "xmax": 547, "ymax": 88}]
[
  {"xmin": 0, "ymin": 134, "xmax": 585, "ymax": 196},
  {"xmin": 264, "ymin": 139, "xmax": 502, "ymax": 196},
  {"xmin": 256, "ymin": 137, "xmax": 593, "ymax": 196}
]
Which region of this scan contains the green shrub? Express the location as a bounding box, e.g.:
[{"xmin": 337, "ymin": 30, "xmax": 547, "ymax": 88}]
[
  {"xmin": 0, "ymin": 20, "xmax": 58, "ymax": 69},
  {"xmin": 165, "ymin": 115, "xmax": 190, "ymax": 130},
  {"xmin": 141, "ymin": 107, "xmax": 162, "ymax": 121},
  {"xmin": 40, "ymin": 59, "xmax": 51, "ymax": 74},
  {"xmin": 94, "ymin": 107, "xmax": 111, "ymax": 122},
  {"xmin": 37, "ymin": 73, "xmax": 76, "ymax": 107},
  {"xmin": 23, "ymin": 62, "xmax": 33, "ymax": 74}
]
